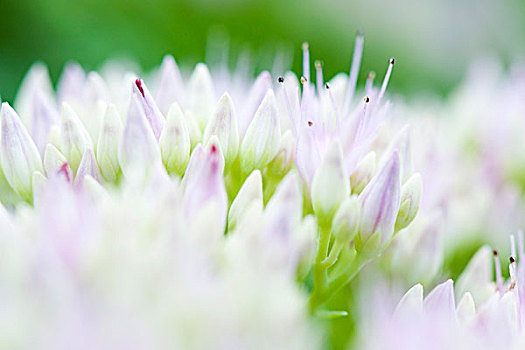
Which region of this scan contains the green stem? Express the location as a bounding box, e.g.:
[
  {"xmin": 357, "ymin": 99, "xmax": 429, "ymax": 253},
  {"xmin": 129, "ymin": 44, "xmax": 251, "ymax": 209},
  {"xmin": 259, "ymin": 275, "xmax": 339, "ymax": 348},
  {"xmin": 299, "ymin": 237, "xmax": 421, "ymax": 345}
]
[{"xmin": 309, "ymin": 224, "xmax": 332, "ymax": 311}]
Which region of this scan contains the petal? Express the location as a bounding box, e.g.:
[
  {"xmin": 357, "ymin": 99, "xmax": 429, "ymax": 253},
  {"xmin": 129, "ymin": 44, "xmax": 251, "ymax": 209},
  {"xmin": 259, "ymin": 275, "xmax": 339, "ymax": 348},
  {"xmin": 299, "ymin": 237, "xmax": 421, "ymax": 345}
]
[
  {"xmin": 228, "ymin": 169, "xmax": 263, "ymax": 232},
  {"xmin": 0, "ymin": 103, "xmax": 43, "ymax": 201},
  {"xmin": 118, "ymin": 94, "xmax": 161, "ymax": 178},
  {"xmin": 359, "ymin": 150, "xmax": 401, "ymax": 245},
  {"xmin": 240, "ymin": 89, "xmax": 281, "ymax": 173},
  {"xmin": 96, "ymin": 104, "xmax": 123, "ymax": 182},
  {"xmin": 203, "ymin": 92, "xmax": 239, "ymax": 168},
  {"xmin": 132, "ymin": 78, "xmax": 165, "ymax": 140},
  {"xmin": 159, "ymin": 103, "xmax": 190, "ymax": 176},
  {"xmin": 155, "ymin": 55, "xmax": 184, "ymax": 115}
]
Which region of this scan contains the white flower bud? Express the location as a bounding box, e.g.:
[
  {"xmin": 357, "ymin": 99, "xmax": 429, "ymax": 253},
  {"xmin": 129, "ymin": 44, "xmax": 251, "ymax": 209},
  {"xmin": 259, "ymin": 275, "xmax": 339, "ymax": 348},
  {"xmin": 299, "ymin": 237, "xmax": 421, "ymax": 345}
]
[
  {"xmin": 75, "ymin": 148, "xmax": 102, "ymax": 187},
  {"xmin": 395, "ymin": 173, "xmax": 422, "ymax": 231},
  {"xmin": 156, "ymin": 55, "xmax": 184, "ymax": 115},
  {"xmin": 0, "ymin": 103, "xmax": 44, "ymax": 201},
  {"xmin": 228, "ymin": 169, "xmax": 263, "ymax": 232},
  {"xmin": 350, "ymin": 151, "xmax": 376, "ymax": 195},
  {"xmin": 311, "ymin": 140, "xmax": 349, "ymax": 225},
  {"xmin": 187, "ymin": 63, "xmax": 215, "ymax": 130},
  {"xmin": 43, "ymin": 143, "xmax": 68, "ymax": 177},
  {"xmin": 240, "ymin": 89, "xmax": 281, "ymax": 173},
  {"xmin": 159, "ymin": 103, "xmax": 190, "ymax": 176},
  {"xmin": 332, "ymin": 196, "xmax": 360, "ymax": 244},
  {"xmin": 359, "ymin": 150, "xmax": 401, "ymax": 247},
  {"xmin": 60, "ymin": 102, "xmax": 93, "ymax": 173},
  {"xmin": 96, "ymin": 104, "xmax": 123, "ymax": 182},
  {"xmin": 118, "ymin": 94, "xmax": 161, "ymax": 178},
  {"xmin": 267, "ymin": 130, "xmax": 295, "ymax": 177},
  {"xmin": 203, "ymin": 93, "xmax": 239, "ymax": 169},
  {"xmin": 321, "ymin": 196, "xmax": 360, "ymax": 268}
]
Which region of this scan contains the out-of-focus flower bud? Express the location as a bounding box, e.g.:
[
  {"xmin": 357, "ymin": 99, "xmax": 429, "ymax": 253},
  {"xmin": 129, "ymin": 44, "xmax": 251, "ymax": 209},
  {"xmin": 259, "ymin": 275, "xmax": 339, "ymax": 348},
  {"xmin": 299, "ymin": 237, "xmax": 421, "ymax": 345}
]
[
  {"xmin": 187, "ymin": 63, "xmax": 215, "ymax": 130},
  {"xmin": 132, "ymin": 78, "xmax": 165, "ymax": 140},
  {"xmin": 75, "ymin": 148, "xmax": 102, "ymax": 187},
  {"xmin": 96, "ymin": 104, "xmax": 123, "ymax": 183},
  {"xmin": 43, "ymin": 144, "xmax": 71, "ymax": 180},
  {"xmin": 311, "ymin": 140, "xmax": 349, "ymax": 226},
  {"xmin": 60, "ymin": 103, "xmax": 93, "ymax": 173},
  {"xmin": 395, "ymin": 173, "xmax": 423, "ymax": 231},
  {"xmin": 182, "ymin": 137, "xmax": 228, "ymax": 233},
  {"xmin": 295, "ymin": 215, "xmax": 318, "ymax": 279},
  {"xmin": 203, "ymin": 93, "xmax": 239, "ymax": 169},
  {"xmin": 265, "ymin": 171, "xmax": 303, "ymax": 225},
  {"xmin": 159, "ymin": 103, "xmax": 190, "ymax": 176},
  {"xmin": 118, "ymin": 94, "xmax": 161, "ymax": 178},
  {"xmin": 321, "ymin": 196, "xmax": 360, "ymax": 267},
  {"xmin": 228, "ymin": 169, "xmax": 263, "ymax": 232},
  {"xmin": 381, "ymin": 125, "xmax": 412, "ymax": 182},
  {"xmin": 155, "ymin": 55, "xmax": 184, "ymax": 115},
  {"xmin": 14, "ymin": 63, "xmax": 54, "ymax": 125},
  {"xmin": 0, "ymin": 103, "xmax": 44, "ymax": 201},
  {"xmin": 350, "ymin": 151, "xmax": 376, "ymax": 195},
  {"xmin": 240, "ymin": 89, "xmax": 281, "ymax": 174},
  {"xmin": 30, "ymin": 90, "xmax": 60, "ymax": 154},
  {"xmin": 332, "ymin": 196, "xmax": 361, "ymax": 244},
  {"xmin": 358, "ymin": 150, "xmax": 401, "ymax": 248},
  {"xmin": 266, "ymin": 130, "xmax": 294, "ymax": 177},
  {"xmin": 239, "ymin": 70, "xmax": 271, "ymax": 136}
]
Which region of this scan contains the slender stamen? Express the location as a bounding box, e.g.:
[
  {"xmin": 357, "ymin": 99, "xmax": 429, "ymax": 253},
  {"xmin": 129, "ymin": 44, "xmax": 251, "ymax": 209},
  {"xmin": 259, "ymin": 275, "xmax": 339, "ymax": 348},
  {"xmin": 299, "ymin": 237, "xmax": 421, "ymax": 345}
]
[
  {"xmin": 325, "ymin": 83, "xmax": 341, "ymax": 136},
  {"xmin": 353, "ymin": 97, "xmax": 370, "ymax": 144},
  {"xmin": 302, "ymin": 42, "xmax": 310, "ymax": 82},
  {"xmin": 342, "ymin": 31, "xmax": 365, "ymax": 117},
  {"xmin": 278, "ymin": 76, "xmax": 298, "ymax": 137},
  {"xmin": 315, "ymin": 60, "xmax": 324, "ymax": 97},
  {"xmin": 511, "ymin": 235, "xmax": 517, "ymax": 263},
  {"xmin": 376, "ymin": 57, "xmax": 395, "ymax": 107},
  {"xmin": 509, "ymin": 256, "xmax": 517, "ymax": 290},
  {"xmin": 518, "ymin": 230, "xmax": 524, "ymax": 263},
  {"xmin": 494, "ymin": 250, "xmax": 504, "ymax": 294}
]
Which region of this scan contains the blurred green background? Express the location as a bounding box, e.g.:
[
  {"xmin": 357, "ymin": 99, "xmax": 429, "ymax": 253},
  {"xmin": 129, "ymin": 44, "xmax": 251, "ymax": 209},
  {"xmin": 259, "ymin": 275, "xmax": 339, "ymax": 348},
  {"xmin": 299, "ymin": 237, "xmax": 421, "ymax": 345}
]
[{"xmin": 1, "ymin": 0, "xmax": 525, "ymax": 102}]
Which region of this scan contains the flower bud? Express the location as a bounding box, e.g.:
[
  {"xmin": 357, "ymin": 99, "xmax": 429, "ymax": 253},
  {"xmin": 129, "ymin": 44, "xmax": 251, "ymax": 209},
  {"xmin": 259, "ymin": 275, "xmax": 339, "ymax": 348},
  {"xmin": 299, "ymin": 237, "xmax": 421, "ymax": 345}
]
[
  {"xmin": 96, "ymin": 104, "xmax": 123, "ymax": 182},
  {"xmin": 332, "ymin": 196, "xmax": 361, "ymax": 244},
  {"xmin": 239, "ymin": 70, "xmax": 271, "ymax": 136},
  {"xmin": 228, "ymin": 169, "xmax": 263, "ymax": 232},
  {"xmin": 266, "ymin": 130, "xmax": 294, "ymax": 177},
  {"xmin": 43, "ymin": 143, "xmax": 69, "ymax": 178},
  {"xmin": 395, "ymin": 173, "xmax": 423, "ymax": 231},
  {"xmin": 321, "ymin": 196, "xmax": 360, "ymax": 267},
  {"xmin": 60, "ymin": 102, "xmax": 93, "ymax": 173},
  {"xmin": 187, "ymin": 63, "xmax": 215, "ymax": 130},
  {"xmin": 132, "ymin": 78, "xmax": 165, "ymax": 140},
  {"xmin": 265, "ymin": 171, "xmax": 303, "ymax": 226},
  {"xmin": 311, "ymin": 140, "xmax": 349, "ymax": 225},
  {"xmin": 75, "ymin": 148, "xmax": 102, "ymax": 187},
  {"xmin": 182, "ymin": 138, "xmax": 228, "ymax": 232},
  {"xmin": 380, "ymin": 125, "xmax": 412, "ymax": 182},
  {"xmin": 358, "ymin": 150, "xmax": 401, "ymax": 247},
  {"xmin": 350, "ymin": 151, "xmax": 376, "ymax": 195},
  {"xmin": 0, "ymin": 103, "xmax": 44, "ymax": 201},
  {"xmin": 240, "ymin": 89, "xmax": 281, "ymax": 173},
  {"xmin": 156, "ymin": 55, "xmax": 184, "ymax": 115},
  {"xmin": 159, "ymin": 103, "xmax": 190, "ymax": 176},
  {"xmin": 203, "ymin": 93, "xmax": 239, "ymax": 169},
  {"xmin": 14, "ymin": 63, "xmax": 54, "ymax": 125},
  {"xmin": 30, "ymin": 90, "xmax": 60, "ymax": 154},
  {"xmin": 118, "ymin": 94, "xmax": 161, "ymax": 178}
]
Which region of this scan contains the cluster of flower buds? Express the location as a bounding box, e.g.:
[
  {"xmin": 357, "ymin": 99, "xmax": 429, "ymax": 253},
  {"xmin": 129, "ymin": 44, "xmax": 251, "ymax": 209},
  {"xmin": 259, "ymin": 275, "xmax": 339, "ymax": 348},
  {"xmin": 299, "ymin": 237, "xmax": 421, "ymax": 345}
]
[
  {"xmin": 363, "ymin": 231, "xmax": 525, "ymax": 349},
  {"xmin": 0, "ymin": 33, "xmax": 423, "ymax": 346}
]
